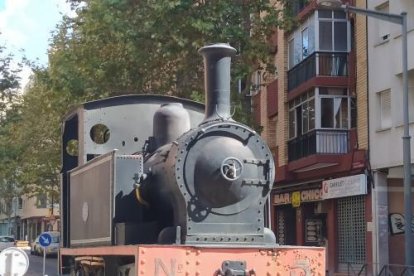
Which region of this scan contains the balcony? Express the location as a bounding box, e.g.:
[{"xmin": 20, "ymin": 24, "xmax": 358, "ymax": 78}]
[
  {"xmin": 288, "ymin": 52, "xmax": 348, "ymax": 91},
  {"xmin": 288, "ymin": 129, "xmax": 349, "ymax": 162}
]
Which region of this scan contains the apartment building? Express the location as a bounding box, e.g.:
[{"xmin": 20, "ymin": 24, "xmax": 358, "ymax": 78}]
[
  {"xmin": 0, "ymin": 195, "xmax": 59, "ymax": 242},
  {"xmin": 367, "ymin": 0, "xmax": 414, "ymax": 272},
  {"xmin": 253, "ymin": 0, "xmax": 370, "ymax": 274}
]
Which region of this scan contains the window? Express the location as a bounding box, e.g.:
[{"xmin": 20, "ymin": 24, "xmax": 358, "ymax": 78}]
[
  {"xmin": 289, "ymin": 88, "xmax": 353, "ymax": 137},
  {"xmin": 302, "ymin": 28, "xmax": 309, "ymax": 59},
  {"xmin": 36, "ymin": 194, "xmax": 47, "ymax": 208},
  {"xmin": 378, "ymin": 89, "xmax": 391, "ymax": 129},
  {"xmin": 287, "ymin": 14, "xmax": 316, "ymax": 69},
  {"xmin": 318, "ymin": 10, "xmax": 348, "ymax": 52},
  {"xmin": 319, "ymin": 88, "xmax": 350, "ymax": 129},
  {"xmin": 289, "ymin": 90, "xmax": 315, "ymax": 139},
  {"xmin": 18, "ymin": 198, "xmax": 23, "ymax": 209}
]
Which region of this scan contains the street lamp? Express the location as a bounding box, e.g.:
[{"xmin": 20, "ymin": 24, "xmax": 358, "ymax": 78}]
[{"xmin": 318, "ymin": 0, "xmax": 412, "ymax": 268}]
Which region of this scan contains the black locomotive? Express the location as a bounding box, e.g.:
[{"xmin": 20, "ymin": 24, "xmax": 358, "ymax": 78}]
[{"xmin": 60, "ymin": 43, "xmax": 276, "ymax": 249}]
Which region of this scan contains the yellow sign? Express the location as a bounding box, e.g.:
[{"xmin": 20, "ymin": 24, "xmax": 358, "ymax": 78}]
[{"xmin": 291, "ymin": 191, "xmax": 301, "ymax": 208}]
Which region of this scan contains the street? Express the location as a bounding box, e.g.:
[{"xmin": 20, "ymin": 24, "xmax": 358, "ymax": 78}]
[{"xmin": 26, "ymin": 253, "xmax": 58, "ymax": 276}]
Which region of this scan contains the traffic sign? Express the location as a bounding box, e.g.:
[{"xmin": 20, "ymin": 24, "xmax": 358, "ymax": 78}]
[
  {"xmin": 39, "ymin": 232, "xmax": 52, "ymax": 247},
  {"xmin": 0, "ymin": 247, "xmax": 29, "ymax": 276}
]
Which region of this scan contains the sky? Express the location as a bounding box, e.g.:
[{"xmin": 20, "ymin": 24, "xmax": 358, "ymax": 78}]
[{"xmin": 0, "ymin": 0, "xmax": 73, "ymax": 87}]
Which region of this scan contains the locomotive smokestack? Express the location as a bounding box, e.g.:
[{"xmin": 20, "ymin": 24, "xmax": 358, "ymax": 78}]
[{"xmin": 199, "ymin": 43, "xmax": 237, "ymax": 122}]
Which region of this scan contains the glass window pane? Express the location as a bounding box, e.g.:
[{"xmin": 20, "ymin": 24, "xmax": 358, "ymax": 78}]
[
  {"xmin": 333, "ymin": 98, "xmax": 342, "ymax": 128},
  {"xmin": 334, "ymin": 11, "xmax": 346, "ymax": 19},
  {"xmin": 351, "ymin": 97, "xmax": 357, "ymax": 128},
  {"xmin": 318, "ymin": 10, "xmax": 332, "ymax": 18},
  {"xmin": 334, "ymin": 22, "xmax": 347, "ymax": 51},
  {"xmin": 309, "ymin": 99, "xmax": 315, "ymax": 130},
  {"xmin": 341, "ymin": 98, "xmax": 349, "ymax": 128},
  {"xmin": 289, "ymin": 109, "xmax": 296, "ymax": 138},
  {"xmin": 289, "ymin": 39, "xmax": 294, "ymax": 68},
  {"xmin": 321, "ymin": 98, "xmax": 334, "ymax": 128},
  {"xmin": 322, "ymin": 88, "xmax": 347, "ymax": 96},
  {"xmin": 319, "ymin": 22, "xmax": 332, "ymax": 51},
  {"xmin": 301, "ymin": 93, "xmax": 307, "ymax": 102},
  {"xmin": 302, "ymin": 101, "xmax": 309, "ymax": 133},
  {"xmin": 302, "ymin": 28, "xmax": 309, "ymax": 59},
  {"xmin": 319, "ymin": 87, "xmax": 328, "ymax": 95},
  {"xmin": 309, "ymin": 89, "xmax": 315, "ymax": 98}
]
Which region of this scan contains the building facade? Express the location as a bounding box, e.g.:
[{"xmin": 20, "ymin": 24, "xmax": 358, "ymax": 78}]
[
  {"xmin": 367, "ymin": 0, "xmax": 414, "ymax": 273},
  {"xmin": 254, "ymin": 0, "xmax": 371, "ymax": 274},
  {"xmin": 0, "ymin": 194, "xmax": 59, "ymax": 242}
]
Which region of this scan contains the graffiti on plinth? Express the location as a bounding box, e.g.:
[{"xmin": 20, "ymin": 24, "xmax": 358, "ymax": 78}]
[{"xmin": 389, "ymin": 213, "xmax": 414, "ymax": 235}]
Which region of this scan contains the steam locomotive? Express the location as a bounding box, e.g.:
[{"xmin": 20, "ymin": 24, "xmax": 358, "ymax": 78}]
[{"xmin": 59, "ymin": 43, "xmax": 324, "ymax": 275}]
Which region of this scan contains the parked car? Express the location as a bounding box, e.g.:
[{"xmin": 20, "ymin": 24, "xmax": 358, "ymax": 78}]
[
  {"xmin": 0, "ymin": 236, "xmax": 15, "ymax": 252},
  {"xmin": 30, "ymin": 231, "xmax": 60, "ymax": 257}
]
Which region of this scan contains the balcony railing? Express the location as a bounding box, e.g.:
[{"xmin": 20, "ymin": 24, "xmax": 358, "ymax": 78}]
[
  {"xmin": 288, "ymin": 129, "xmax": 349, "ymax": 161},
  {"xmin": 288, "ymin": 51, "xmax": 349, "ymax": 91}
]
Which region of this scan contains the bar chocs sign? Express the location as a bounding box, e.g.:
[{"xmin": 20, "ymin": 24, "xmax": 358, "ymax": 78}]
[{"xmin": 273, "ymin": 174, "xmax": 367, "ymax": 206}]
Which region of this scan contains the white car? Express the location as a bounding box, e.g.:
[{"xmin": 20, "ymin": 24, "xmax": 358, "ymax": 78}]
[
  {"xmin": 0, "ymin": 236, "xmax": 15, "ymax": 252},
  {"xmin": 30, "ymin": 231, "xmax": 60, "ymax": 257}
]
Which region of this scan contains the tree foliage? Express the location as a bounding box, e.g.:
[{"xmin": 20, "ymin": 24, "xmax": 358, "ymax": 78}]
[
  {"xmin": 50, "ymin": 0, "xmax": 287, "ymax": 100},
  {"xmin": 0, "ymin": 44, "xmax": 22, "ymax": 207},
  {"xmin": 0, "ymin": 45, "xmax": 21, "ymax": 113},
  {"xmin": 1, "ymin": 0, "xmax": 294, "ymax": 196}
]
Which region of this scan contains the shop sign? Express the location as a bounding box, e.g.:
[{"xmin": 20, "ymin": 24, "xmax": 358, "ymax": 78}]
[
  {"xmin": 273, "ymin": 193, "xmax": 290, "ymax": 205},
  {"xmin": 321, "ymin": 174, "xmax": 367, "ymax": 200},
  {"xmin": 273, "ymin": 189, "xmax": 323, "ymax": 206},
  {"xmin": 291, "ymin": 191, "xmax": 301, "ymax": 207}
]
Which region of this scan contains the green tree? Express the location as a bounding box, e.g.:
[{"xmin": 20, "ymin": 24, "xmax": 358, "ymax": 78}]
[
  {"xmin": 0, "ymin": 44, "xmax": 22, "ymax": 231},
  {"xmin": 1, "ymin": 0, "xmax": 296, "ymax": 196},
  {"xmin": 11, "ymin": 70, "xmax": 61, "ymax": 200},
  {"xmin": 49, "ymin": 0, "xmax": 287, "ymax": 107},
  {"xmin": 0, "ymin": 45, "xmax": 21, "ymax": 114}
]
